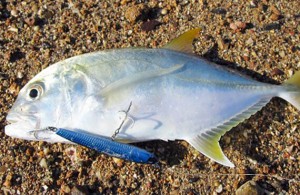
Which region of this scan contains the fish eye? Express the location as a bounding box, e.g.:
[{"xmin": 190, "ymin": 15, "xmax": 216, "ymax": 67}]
[
  {"xmin": 29, "ymin": 88, "xmax": 38, "ymax": 98},
  {"xmin": 27, "ymin": 83, "xmax": 44, "ymax": 100}
]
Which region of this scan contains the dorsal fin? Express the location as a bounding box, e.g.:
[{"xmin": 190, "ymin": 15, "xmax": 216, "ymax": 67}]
[{"xmin": 163, "ymin": 28, "xmax": 200, "ymax": 53}]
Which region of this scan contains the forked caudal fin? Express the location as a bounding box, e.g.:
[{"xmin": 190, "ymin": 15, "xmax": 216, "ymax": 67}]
[{"xmin": 280, "ymin": 70, "xmax": 300, "ymax": 110}]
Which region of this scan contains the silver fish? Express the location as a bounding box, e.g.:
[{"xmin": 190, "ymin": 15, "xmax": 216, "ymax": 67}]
[{"xmin": 5, "ymin": 29, "xmax": 300, "ymax": 167}]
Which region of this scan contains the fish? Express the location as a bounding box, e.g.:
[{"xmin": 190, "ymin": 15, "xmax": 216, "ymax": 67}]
[{"xmin": 5, "ymin": 29, "xmax": 300, "ymax": 167}]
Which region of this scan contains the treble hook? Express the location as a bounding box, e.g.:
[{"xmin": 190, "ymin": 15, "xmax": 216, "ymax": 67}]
[
  {"xmin": 29, "ymin": 127, "xmax": 58, "ymax": 139},
  {"xmin": 111, "ymin": 101, "xmax": 134, "ymax": 140}
]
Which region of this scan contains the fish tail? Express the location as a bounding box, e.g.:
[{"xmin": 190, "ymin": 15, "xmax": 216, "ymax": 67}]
[{"xmin": 280, "ymin": 70, "xmax": 300, "ymax": 110}]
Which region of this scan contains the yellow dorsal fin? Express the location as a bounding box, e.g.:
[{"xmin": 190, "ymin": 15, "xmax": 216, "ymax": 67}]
[{"xmin": 163, "ymin": 28, "xmax": 200, "ymax": 53}]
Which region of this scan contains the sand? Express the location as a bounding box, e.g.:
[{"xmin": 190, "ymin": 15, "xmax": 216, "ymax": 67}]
[{"xmin": 0, "ymin": 0, "xmax": 299, "ymax": 194}]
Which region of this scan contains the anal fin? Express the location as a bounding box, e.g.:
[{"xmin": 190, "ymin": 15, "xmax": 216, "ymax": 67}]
[
  {"xmin": 186, "ymin": 97, "xmax": 271, "ymax": 167},
  {"xmin": 188, "ymin": 134, "xmax": 234, "ymax": 167}
]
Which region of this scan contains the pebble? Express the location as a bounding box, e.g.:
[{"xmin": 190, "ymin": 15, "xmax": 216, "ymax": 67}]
[
  {"xmin": 249, "ymin": 0, "xmax": 257, "ymax": 8},
  {"xmin": 120, "ymin": 0, "xmax": 129, "ymax": 5},
  {"xmin": 141, "ymin": 20, "xmax": 161, "ymax": 32},
  {"xmin": 25, "ymin": 17, "xmax": 36, "ymax": 26},
  {"xmin": 10, "ymin": 9, "xmax": 18, "ymax": 17},
  {"xmin": 230, "ymin": 21, "xmax": 247, "ymax": 32},
  {"xmin": 236, "ymin": 180, "xmax": 265, "ymax": 195},
  {"xmin": 0, "ymin": 165, "xmax": 7, "ymax": 174},
  {"xmin": 161, "ymin": 8, "xmax": 168, "ymax": 15},
  {"xmin": 8, "ymin": 83, "xmax": 19, "ymax": 95},
  {"xmin": 131, "ymin": 182, "xmax": 138, "ymax": 189},
  {"xmin": 180, "ymin": 0, "xmax": 189, "ymax": 6},
  {"xmin": 223, "ymin": 136, "xmax": 231, "ymax": 144},
  {"xmin": 245, "ymin": 38, "xmax": 254, "ymax": 46},
  {"xmin": 25, "ymin": 147, "xmax": 34, "ymax": 156},
  {"xmin": 279, "ymin": 51, "xmax": 285, "ymax": 58},
  {"xmin": 2, "ymin": 80, "xmax": 9, "ymax": 87},
  {"xmin": 271, "ymin": 68, "xmax": 284, "ymax": 76},
  {"xmin": 33, "ymin": 26, "xmax": 40, "ymax": 32},
  {"xmin": 270, "ymin": 5, "xmax": 281, "ymax": 15},
  {"xmin": 251, "ymin": 51, "xmax": 257, "ymax": 57},
  {"xmin": 188, "ymin": 176, "xmax": 199, "ymax": 183},
  {"xmin": 217, "ymin": 38, "xmax": 228, "ymax": 50},
  {"xmin": 211, "ymin": 8, "xmax": 227, "ymax": 15},
  {"xmin": 42, "ymin": 10, "xmax": 54, "ymax": 19},
  {"xmin": 16, "ymin": 71, "xmax": 23, "ymax": 79},
  {"xmin": 171, "ymin": 178, "xmax": 181, "ymax": 188},
  {"xmin": 3, "ymin": 172, "xmax": 12, "ymax": 187},
  {"xmin": 263, "ymin": 23, "xmax": 281, "ymax": 31},
  {"xmin": 215, "ymin": 184, "xmax": 223, "ymax": 193},
  {"xmin": 286, "ymin": 145, "xmax": 294, "ymax": 153},
  {"xmin": 8, "ymin": 27, "xmax": 18, "ymax": 33},
  {"xmin": 71, "ymin": 185, "xmax": 89, "ymax": 194},
  {"xmin": 270, "ymin": 13, "xmax": 280, "ymax": 21},
  {"xmin": 248, "ymin": 157, "xmax": 258, "ymax": 165},
  {"xmin": 39, "ymin": 158, "xmax": 48, "ymax": 169},
  {"xmin": 65, "ymin": 147, "xmax": 77, "ymax": 164},
  {"xmin": 32, "ymin": 4, "xmax": 38, "ymax": 13},
  {"xmin": 125, "ymin": 5, "xmax": 144, "ymax": 23},
  {"xmin": 42, "ymin": 185, "xmax": 48, "ymax": 192},
  {"xmin": 43, "ymin": 147, "xmax": 50, "ymax": 155},
  {"xmin": 113, "ymin": 157, "xmax": 124, "ymax": 167},
  {"xmin": 60, "ymin": 184, "xmax": 71, "ymax": 193}
]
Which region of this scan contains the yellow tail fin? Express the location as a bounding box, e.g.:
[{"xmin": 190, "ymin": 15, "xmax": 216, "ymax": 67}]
[
  {"xmin": 280, "ymin": 70, "xmax": 300, "ymax": 110},
  {"xmin": 285, "ymin": 71, "xmax": 300, "ymax": 87}
]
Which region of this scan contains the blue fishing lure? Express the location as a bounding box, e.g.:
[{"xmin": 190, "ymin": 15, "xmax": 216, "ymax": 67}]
[{"xmin": 53, "ymin": 128, "xmax": 157, "ymax": 164}]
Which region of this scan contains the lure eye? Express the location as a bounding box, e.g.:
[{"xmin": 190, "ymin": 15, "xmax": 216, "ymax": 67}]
[{"xmin": 27, "ymin": 83, "xmax": 44, "ymax": 100}]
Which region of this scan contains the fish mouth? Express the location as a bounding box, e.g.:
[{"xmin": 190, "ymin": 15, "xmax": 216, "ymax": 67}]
[
  {"xmin": 5, "ymin": 112, "xmax": 70, "ymax": 143},
  {"xmin": 6, "ymin": 112, "xmax": 38, "ymax": 126},
  {"xmin": 5, "ymin": 111, "xmax": 41, "ymax": 140},
  {"xmin": 6, "ymin": 113, "xmax": 23, "ymax": 124}
]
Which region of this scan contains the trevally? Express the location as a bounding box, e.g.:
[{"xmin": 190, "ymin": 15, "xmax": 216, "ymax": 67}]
[{"xmin": 5, "ymin": 29, "xmax": 300, "ymax": 167}]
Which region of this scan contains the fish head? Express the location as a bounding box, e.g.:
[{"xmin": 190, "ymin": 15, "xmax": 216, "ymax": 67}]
[{"xmin": 5, "ymin": 64, "xmax": 75, "ymax": 142}]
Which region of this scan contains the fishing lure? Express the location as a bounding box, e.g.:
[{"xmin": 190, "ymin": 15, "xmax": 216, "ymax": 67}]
[{"xmin": 33, "ymin": 127, "xmax": 157, "ymax": 164}]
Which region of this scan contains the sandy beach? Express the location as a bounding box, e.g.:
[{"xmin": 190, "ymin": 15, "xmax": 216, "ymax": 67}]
[{"xmin": 0, "ymin": 0, "xmax": 299, "ymax": 194}]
